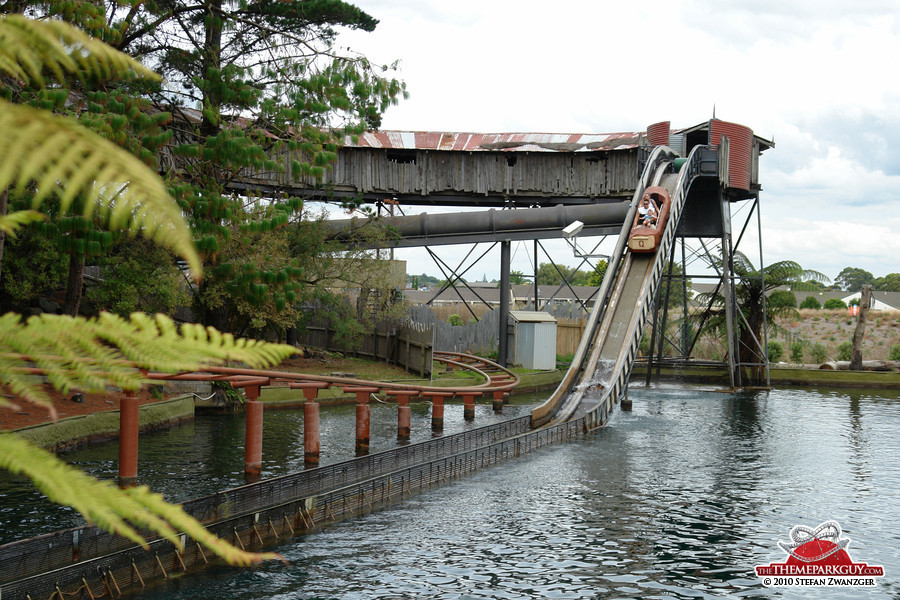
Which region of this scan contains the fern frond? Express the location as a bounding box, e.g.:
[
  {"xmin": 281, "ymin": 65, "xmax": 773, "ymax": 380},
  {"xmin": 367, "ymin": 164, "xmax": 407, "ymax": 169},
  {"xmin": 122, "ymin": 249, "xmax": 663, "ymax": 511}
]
[
  {"xmin": 0, "ymin": 209, "xmax": 45, "ymax": 238},
  {"xmin": 0, "ymin": 15, "xmax": 158, "ymax": 87},
  {"xmin": 0, "ymin": 99, "xmax": 201, "ymax": 274},
  {"xmin": 0, "ymin": 434, "xmax": 280, "ymax": 565},
  {"xmin": 0, "ymin": 312, "xmax": 296, "ymax": 412}
]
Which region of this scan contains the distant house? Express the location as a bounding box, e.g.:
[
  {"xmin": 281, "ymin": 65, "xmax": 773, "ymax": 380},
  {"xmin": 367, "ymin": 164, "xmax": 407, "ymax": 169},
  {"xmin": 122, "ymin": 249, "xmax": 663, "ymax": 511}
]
[
  {"xmin": 688, "ymin": 284, "xmax": 900, "ymax": 311},
  {"xmin": 401, "ymin": 283, "xmax": 603, "ymax": 314}
]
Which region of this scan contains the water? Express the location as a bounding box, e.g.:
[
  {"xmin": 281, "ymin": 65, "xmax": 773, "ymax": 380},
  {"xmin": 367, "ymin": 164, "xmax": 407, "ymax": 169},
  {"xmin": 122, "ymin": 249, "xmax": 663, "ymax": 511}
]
[
  {"xmin": 3, "ymin": 385, "xmax": 900, "ymax": 598},
  {"xmin": 0, "ymin": 396, "xmax": 539, "ymax": 543}
]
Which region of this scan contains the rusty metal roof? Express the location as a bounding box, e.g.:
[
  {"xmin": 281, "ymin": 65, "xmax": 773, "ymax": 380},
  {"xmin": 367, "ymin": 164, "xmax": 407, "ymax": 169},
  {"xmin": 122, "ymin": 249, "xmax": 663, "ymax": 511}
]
[{"xmin": 346, "ymin": 130, "xmax": 643, "ymax": 152}]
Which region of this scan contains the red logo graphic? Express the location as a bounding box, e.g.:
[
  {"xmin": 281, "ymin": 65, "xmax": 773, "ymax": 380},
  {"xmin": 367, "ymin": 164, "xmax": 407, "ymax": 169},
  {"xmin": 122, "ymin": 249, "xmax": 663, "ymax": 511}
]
[{"xmin": 756, "ymin": 521, "xmax": 884, "ymax": 588}]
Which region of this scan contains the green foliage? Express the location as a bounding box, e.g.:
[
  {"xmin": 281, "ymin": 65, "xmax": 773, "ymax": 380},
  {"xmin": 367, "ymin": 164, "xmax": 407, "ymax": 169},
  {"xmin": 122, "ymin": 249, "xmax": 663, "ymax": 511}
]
[
  {"xmin": 790, "ymin": 340, "xmax": 804, "ymax": 362},
  {"xmin": 85, "ymin": 238, "xmax": 189, "ymax": 317},
  {"xmin": 837, "ymin": 341, "xmax": 853, "ymax": 361},
  {"xmin": 835, "ymin": 266, "xmax": 874, "ymax": 292},
  {"xmin": 693, "ymin": 253, "xmax": 828, "ymax": 383},
  {"xmin": 536, "ymin": 262, "xmax": 592, "ymax": 286},
  {"xmin": 587, "ymin": 260, "xmax": 609, "ymax": 287},
  {"xmin": 0, "ymin": 224, "xmax": 68, "ymax": 311},
  {"xmin": 768, "ymin": 289, "xmax": 797, "ymax": 308},
  {"xmin": 874, "ymin": 273, "xmax": 900, "ymax": 292},
  {"xmin": 447, "ymin": 314, "xmax": 464, "ymax": 326},
  {"xmin": 810, "ymin": 342, "xmax": 829, "ymax": 363},
  {"xmin": 823, "ymin": 298, "xmax": 847, "ymax": 310},
  {"xmin": 0, "ymin": 311, "xmax": 296, "ymax": 410},
  {"xmin": 767, "ymin": 340, "xmax": 784, "ymax": 362},
  {"xmin": 509, "ymin": 270, "xmax": 528, "ymax": 285},
  {"xmin": 889, "ymin": 345, "xmax": 900, "ymax": 361},
  {"xmin": 800, "ymin": 295, "xmax": 821, "ymax": 309},
  {"xmin": 0, "ymin": 12, "xmax": 287, "ymax": 567}
]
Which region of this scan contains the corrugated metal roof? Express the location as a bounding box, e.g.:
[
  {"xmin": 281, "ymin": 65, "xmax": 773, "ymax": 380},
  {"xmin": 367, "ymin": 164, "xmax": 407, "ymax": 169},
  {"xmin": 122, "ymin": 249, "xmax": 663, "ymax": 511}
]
[
  {"xmin": 347, "ymin": 130, "xmax": 643, "ymax": 153},
  {"xmin": 509, "ymin": 310, "xmax": 557, "ymax": 322}
]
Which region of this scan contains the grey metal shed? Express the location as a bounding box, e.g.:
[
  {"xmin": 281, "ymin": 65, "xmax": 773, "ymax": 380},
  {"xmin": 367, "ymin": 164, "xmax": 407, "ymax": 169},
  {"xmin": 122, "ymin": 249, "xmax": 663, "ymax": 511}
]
[{"xmin": 509, "ymin": 311, "xmax": 557, "ymax": 370}]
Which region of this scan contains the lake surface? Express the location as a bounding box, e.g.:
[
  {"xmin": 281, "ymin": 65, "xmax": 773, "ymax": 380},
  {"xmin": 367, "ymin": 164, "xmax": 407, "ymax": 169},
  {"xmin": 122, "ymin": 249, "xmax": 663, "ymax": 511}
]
[{"xmin": 3, "ymin": 385, "xmax": 899, "ymax": 599}]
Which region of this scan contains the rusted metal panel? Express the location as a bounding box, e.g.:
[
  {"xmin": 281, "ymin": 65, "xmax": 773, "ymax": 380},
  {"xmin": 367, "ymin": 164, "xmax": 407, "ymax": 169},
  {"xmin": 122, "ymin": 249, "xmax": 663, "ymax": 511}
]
[
  {"xmin": 647, "ymin": 121, "xmax": 670, "ymax": 147},
  {"xmin": 708, "ymin": 119, "xmax": 753, "ymax": 191},
  {"xmin": 345, "ymin": 130, "xmax": 642, "ymax": 153}
]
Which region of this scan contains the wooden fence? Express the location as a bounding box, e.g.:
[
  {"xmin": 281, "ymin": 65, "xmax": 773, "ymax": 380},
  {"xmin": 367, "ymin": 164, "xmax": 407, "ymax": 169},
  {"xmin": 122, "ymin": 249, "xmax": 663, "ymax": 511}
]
[
  {"xmin": 299, "ymin": 319, "xmax": 433, "ymax": 376},
  {"xmin": 408, "ymin": 305, "xmax": 589, "ymax": 360}
]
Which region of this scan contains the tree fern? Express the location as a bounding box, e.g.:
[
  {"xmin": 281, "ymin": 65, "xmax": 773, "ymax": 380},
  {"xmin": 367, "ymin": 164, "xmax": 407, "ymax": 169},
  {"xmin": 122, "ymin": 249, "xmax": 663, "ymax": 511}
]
[
  {"xmin": 0, "ymin": 434, "xmax": 282, "ymax": 566},
  {"xmin": 0, "ymin": 209, "xmax": 45, "ymax": 237},
  {"xmin": 0, "ymin": 15, "xmax": 157, "ymax": 88},
  {"xmin": 0, "ymin": 16, "xmax": 199, "ymax": 274},
  {"xmin": 0, "ymin": 311, "xmax": 296, "ymax": 413},
  {"xmin": 0, "ymin": 15, "xmax": 289, "ymax": 564}
]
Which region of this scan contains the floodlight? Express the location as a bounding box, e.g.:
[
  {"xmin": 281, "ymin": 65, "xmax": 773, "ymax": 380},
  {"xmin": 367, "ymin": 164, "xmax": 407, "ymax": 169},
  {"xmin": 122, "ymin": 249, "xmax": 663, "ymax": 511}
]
[{"xmin": 562, "ymin": 220, "xmax": 584, "ymax": 239}]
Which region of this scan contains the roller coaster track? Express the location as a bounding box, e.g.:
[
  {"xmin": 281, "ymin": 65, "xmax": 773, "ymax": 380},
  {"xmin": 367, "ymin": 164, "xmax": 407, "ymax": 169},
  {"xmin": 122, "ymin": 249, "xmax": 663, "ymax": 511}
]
[
  {"xmin": 137, "ymin": 350, "xmax": 519, "ymax": 400},
  {"xmin": 532, "ymin": 143, "xmax": 714, "ymax": 430}
]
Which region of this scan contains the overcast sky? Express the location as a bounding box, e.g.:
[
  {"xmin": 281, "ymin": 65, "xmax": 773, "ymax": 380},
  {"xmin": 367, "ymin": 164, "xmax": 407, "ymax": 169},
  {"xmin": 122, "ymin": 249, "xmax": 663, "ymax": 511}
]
[{"xmin": 333, "ymin": 0, "xmax": 900, "ymax": 284}]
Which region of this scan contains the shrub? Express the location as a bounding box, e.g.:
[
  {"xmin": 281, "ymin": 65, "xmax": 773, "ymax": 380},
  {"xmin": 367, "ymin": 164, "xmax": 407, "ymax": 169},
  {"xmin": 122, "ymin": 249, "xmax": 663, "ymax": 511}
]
[
  {"xmin": 790, "ymin": 340, "xmax": 804, "ymax": 363},
  {"xmin": 800, "ymin": 295, "xmax": 822, "ymax": 309},
  {"xmin": 823, "ymin": 298, "xmax": 848, "ymax": 310},
  {"xmin": 837, "ymin": 341, "xmax": 853, "ymax": 361},
  {"xmin": 810, "ymin": 342, "xmax": 829, "ymax": 363},
  {"xmin": 767, "ymin": 340, "xmax": 784, "ymax": 362},
  {"xmin": 447, "ymin": 314, "xmax": 464, "ymax": 326},
  {"xmin": 768, "ymin": 290, "xmax": 797, "ymax": 308},
  {"xmin": 889, "ymin": 345, "xmax": 900, "ymax": 361}
]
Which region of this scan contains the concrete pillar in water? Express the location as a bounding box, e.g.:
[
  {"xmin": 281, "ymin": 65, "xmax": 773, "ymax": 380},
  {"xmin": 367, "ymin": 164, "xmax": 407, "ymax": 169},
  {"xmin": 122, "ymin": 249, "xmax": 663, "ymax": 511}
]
[
  {"xmin": 491, "ymin": 390, "xmax": 505, "ymax": 412},
  {"xmin": 387, "ymin": 390, "xmax": 419, "ymax": 442},
  {"xmin": 244, "ymin": 385, "xmax": 263, "ymax": 479},
  {"xmin": 424, "ymin": 391, "xmax": 453, "ymax": 432},
  {"xmin": 621, "ymin": 388, "xmax": 632, "ymax": 411},
  {"xmin": 460, "ymin": 391, "xmax": 482, "ymax": 421},
  {"xmin": 118, "ymin": 392, "xmax": 140, "ymax": 486},
  {"xmin": 343, "ymin": 386, "xmax": 379, "ymax": 456}
]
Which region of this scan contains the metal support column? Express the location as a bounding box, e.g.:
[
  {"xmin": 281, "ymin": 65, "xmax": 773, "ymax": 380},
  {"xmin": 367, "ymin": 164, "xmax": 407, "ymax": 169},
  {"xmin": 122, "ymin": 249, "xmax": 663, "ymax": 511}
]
[
  {"xmin": 498, "ymin": 240, "xmax": 511, "ymax": 367},
  {"xmin": 720, "ymin": 194, "xmax": 739, "ymax": 387}
]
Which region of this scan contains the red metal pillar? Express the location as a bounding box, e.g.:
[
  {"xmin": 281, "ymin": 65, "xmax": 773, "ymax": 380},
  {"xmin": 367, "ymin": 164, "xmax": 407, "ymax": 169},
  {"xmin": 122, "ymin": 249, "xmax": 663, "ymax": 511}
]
[
  {"xmin": 244, "ymin": 385, "xmax": 263, "ymax": 479},
  {"xmin": 387, "ymin": 390, "xmax": 419, "ymax": 442},
  {"xmin": 343, "ymin": 386, "xmax": 379, "ymax": 456},
  {"xmin": 118, "ymin": 392, "xmax": 140, "ymax": 486},
  {"xmin": 460, "ymin": 391, "xmax": 482, "ymax": 422},
  {"xmin": 290, "ymin": 381, "xmax": 330, "ymax": 468},
  {"xmin": 424, "ymin": 391, "xmax": 453, "ymax": 432}
]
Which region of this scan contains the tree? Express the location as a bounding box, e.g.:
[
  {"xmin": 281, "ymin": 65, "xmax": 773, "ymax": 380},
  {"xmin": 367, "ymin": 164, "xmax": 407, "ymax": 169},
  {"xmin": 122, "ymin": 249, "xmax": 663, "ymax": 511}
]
[
  {"xmin": 694, "ymin": 253, "xmax": 828, "ymax": 384},
  {"xmin": 835, "ymin": 267, "xmax": 874, "ymax": 292},
  {"xmin": 587, "ymin": 260, "xmax": 609, "ymax": 287},
  {"xmin": 15, "ymin": 0, "xmax": 407, "ymax": 333},
  {"xmin": 799, "ymin": 295, "xmax": 821, "ymax": 309},
  {"xmin": 874, "ymin": 273, "xmax": 900, "ymax": 292},
  {"xmin": 0, "ymin": 15, "xmax": 292, "ymax": 564},
  {"xmin": 510, "ymin": 270, "xmax": 528, "ymax": 284},
  {"xmin": 536, "ymin": 262, "xmax": 591, "ymax": 286}
]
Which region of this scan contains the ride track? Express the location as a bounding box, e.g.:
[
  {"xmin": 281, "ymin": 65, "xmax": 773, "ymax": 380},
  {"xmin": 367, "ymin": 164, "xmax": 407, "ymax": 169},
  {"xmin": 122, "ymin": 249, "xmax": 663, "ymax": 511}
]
[{"xmin": 142, "ymin": 350, "xmax": 520, "ymax": 406}]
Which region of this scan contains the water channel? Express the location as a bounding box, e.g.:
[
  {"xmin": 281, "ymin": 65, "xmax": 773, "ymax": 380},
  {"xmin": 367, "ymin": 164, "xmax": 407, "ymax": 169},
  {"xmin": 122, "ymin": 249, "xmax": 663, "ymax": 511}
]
[{"xmin": 2, "ymin": 385, "xmax": 899, "ymax": 599}]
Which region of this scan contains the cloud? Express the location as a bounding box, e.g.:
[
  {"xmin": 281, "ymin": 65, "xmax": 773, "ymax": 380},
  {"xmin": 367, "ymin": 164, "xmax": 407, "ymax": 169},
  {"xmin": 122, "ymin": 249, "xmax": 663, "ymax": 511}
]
[{"xmin": 333, "ymin": 0, "xmax": 900, "ymax": 283}]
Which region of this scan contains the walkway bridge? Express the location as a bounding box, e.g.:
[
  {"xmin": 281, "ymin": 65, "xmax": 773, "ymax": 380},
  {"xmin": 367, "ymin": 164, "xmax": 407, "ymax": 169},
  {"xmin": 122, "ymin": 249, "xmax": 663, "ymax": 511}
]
[{"xmin": 1, "ymin": 121, "xmax": 772, "ymax": 599}]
